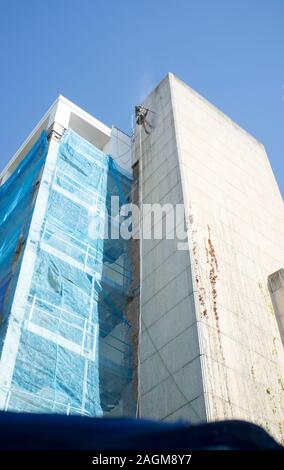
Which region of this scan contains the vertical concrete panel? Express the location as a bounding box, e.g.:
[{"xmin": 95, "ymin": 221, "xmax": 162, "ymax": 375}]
[
  {"xmin": 137, "ymin": 75, "xmax": 206, "ymax": 422},
  {"xmin": 268, "ymin": 269, "xmax": 284, "ymax": 347}
]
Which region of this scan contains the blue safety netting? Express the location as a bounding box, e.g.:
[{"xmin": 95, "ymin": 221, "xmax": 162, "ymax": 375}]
[
  {"xmin": 0, "ymin": 132, "xmax": 48, "ymax": 353},
  {"xmin": 0, "ymin": 128, "xmax": 135, "ymax": 417}
]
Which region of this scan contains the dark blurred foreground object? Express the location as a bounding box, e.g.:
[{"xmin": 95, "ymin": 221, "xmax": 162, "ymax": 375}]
[{"xmin": 0, "ymin": 412, "xmax": 282, "ymax": 450}]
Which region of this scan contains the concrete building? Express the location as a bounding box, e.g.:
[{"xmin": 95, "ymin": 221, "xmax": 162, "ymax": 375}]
[
  {"xmin": 0, "ymin": 74, "xmax": 284, "ymax": 442},
  {"xmin": 0, "ymin": 96, "xmax": 135, "ymax": 416},
  {"xmin": 136, "ymin": 73, "xmax": 284, "ymax": 443}
]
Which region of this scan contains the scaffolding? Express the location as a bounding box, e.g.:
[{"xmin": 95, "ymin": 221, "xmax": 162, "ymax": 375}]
[{"xmin": 0, "ymin": 128, "xmax": 135, "ymax": 417}]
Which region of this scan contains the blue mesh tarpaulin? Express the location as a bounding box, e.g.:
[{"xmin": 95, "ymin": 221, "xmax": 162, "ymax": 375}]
[
  {"xmin": 0, "ymin": 129, "xmax": 135, "ymax": 417},
  {"xmin": 0, "ymin": 132, "xmax": 48, "ymax": 354}
]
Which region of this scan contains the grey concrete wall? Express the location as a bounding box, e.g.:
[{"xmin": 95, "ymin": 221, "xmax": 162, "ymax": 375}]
[
  {"xmin": 136, "ymin": 73, "xmax": 284, "ymax": 443},
  {"xmin": 137, "ymin": 75, "xmax": 207, "ymax": 423},
  {"xmin": 170, "ymin": 74, "xmax": 284, "ymax": 441}
]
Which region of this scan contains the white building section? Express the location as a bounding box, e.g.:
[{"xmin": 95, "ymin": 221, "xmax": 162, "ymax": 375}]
[{"xmin": 0, "ymin": 95, "xmax": 132, "ymax": 185}]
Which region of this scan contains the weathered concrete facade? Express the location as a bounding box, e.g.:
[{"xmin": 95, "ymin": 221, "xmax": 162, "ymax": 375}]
[{"xmin": 136, "ymin": 73, "xmax": 284, "ymax": 442}]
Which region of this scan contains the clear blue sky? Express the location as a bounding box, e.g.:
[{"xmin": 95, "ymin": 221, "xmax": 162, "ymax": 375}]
[{"xmin": 0, "ymin": 0, "xmax": 283, "ymax": 196}]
